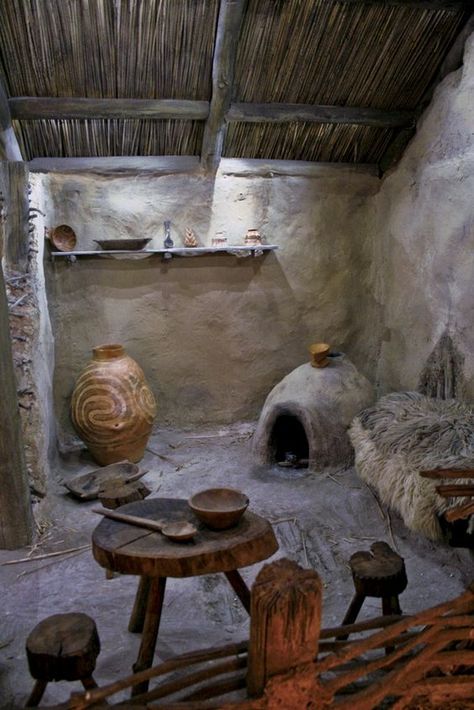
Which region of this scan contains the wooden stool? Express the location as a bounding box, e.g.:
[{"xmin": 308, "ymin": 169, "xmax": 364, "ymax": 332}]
[
  {"xmin": 340, "ymin": 541, "xmax": 407, "ymax": 643},
  {"xmin": 25, "ymin": 613, "xmax": 100, "ymax": 707}
]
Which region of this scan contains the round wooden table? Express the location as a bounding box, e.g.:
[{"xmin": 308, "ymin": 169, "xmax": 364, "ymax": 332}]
[{"xmin": 92, "ymin": 497, "xmax": 278, "ymax": 695}]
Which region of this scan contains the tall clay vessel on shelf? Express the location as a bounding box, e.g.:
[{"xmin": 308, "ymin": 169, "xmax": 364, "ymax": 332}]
[{"xmin": 71, "ymin": 344, "xmax": 157, "ymax": 465}]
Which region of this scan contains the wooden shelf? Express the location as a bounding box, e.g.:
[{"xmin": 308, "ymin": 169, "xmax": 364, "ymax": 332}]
[{"xmin": 50, "ymin": 245, "xmax": 278, "ymax": 261}]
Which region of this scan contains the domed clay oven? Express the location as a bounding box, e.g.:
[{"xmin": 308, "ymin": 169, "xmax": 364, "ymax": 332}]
[{"xmin": 252, "ymin": 353, "xmax": 374, "ymax": 470}]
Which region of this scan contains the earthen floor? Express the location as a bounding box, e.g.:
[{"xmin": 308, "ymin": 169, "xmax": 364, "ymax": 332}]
[{"xmin": 0, "ymin": 422, "xmax": 472, "ymax": 708}]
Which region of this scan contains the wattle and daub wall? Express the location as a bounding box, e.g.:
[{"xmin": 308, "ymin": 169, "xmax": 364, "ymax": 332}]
[{"xmin": 40, "ymin": 31, "xmax": 474, "ymax": 445}]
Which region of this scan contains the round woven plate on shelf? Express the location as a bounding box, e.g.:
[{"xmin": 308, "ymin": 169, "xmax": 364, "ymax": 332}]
[{"xmin": 50, "ymin": 224, "xmax": 77, "ymax": 252}]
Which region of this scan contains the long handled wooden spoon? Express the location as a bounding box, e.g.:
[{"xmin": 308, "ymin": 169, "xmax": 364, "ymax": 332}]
[{"xmin": 92, "ymin": 507, "xmax": 197, "ymax": 541}]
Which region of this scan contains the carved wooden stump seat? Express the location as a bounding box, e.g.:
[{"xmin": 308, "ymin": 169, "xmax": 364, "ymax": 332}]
[
  {"xmin": 340, "ymin": 541, "xmax": 407, "ymax": 646},
  {"xmin": 25, "ymin": 612, "xmax": 100, "ymax": 707}
]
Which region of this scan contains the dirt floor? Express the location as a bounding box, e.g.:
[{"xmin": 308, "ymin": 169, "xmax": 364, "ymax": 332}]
[{"xmin": 0, "ymin": 422, "xmax": 472, "ymax": 708}]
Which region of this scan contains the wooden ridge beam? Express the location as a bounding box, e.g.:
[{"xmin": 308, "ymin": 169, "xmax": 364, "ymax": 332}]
[
  {"xmin": 0, "ymin": 80, "xmax": 22, "ymax": 160},
  {"xmin": 227, "ymin": 103, "xmax": 415, "ymax": 128},
  {"xmin": 201, "ymin": 0, "xmax": 247, "ymax": 172},
  {"xmin": 327, "ymin": 0, "xmax": 471, "ymax": 11},
  {"xmin": 9, "ymin": 97, "xmax": 209, "ymax": 121}
]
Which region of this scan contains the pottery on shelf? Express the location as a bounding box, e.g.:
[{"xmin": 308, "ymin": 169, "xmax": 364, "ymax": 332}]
[
  {"xmin": 212, "ymin": 231, "xmax": 227, "ymax": 247},
  {"xmin": 71, "ymin": 344, "xmax": 157, "ymax": 465},
  {"xmin": 184, "ymin": 228, "xmax": 198, "ymax": 247},
  {"xmin": 309, "ymin": 342, "xmax": 330, "ymax": 368},
  {"xmin": 244, "ymin": 228, "xmax": 262, "ymax": 246}
]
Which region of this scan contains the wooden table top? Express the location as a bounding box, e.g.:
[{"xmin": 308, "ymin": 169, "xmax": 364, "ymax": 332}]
[{"xmin": 92, "ymin": 498, "xmax": 278, "ymax": 578}]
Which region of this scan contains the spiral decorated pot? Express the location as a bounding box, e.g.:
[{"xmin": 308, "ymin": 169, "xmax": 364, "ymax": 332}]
[{"xmin": 71, "ymin": 344, "xmax": 157, "ymax": 465}]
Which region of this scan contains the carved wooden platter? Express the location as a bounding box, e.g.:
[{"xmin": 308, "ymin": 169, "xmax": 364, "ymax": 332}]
[{"xmin": 63, "ymin": 461, "xmax": 147, "ymax": 500}]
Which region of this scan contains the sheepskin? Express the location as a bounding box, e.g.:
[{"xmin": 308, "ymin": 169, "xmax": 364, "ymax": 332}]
[{"xmin": 349, "ymin": 392, "xmax": 474, "ymax": 541}]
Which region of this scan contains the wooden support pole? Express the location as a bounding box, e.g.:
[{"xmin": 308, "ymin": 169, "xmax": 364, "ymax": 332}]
[
  {"xmin": 0, "ymin": 259, "xmax": 33, "ymax": 548},
  {"xmin": 227, "ymin": 103, "xmax": 415, "ymax": 128},
  {"xmin": 3, "ymin": 161, "xmax": 30, "ymax": 272},
  {"xmin": 201, "ymin": 0, "xmax": 247, "ymax": 172},
  {"xmin": 0, "ymin": 80, "xmax": 22, "ymax": 161},
  {"xmin": 247, "ymin": 558, "xmax": 322, "ymax": 697}
]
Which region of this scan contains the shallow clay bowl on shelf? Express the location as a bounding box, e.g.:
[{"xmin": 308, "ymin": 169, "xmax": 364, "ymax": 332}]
[
  {"xmin": 93, "ymin": 238, "xmax": 152, "ymax": 251},
  {"xmin": 188, "ymin": 488, "xmax": 249, "ymax": 530},
  {"xmin": 50, "ymin": 224, "xmax": 77, "ymax": 252}
]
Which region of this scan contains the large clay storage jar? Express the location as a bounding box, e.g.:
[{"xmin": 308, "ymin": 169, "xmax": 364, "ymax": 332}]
[{"xmin": 71, "ymin": 344, "xmax": 157, "ymax": 465}]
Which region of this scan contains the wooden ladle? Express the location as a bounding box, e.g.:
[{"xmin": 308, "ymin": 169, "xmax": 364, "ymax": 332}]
[{"xmin": 92, "ymin": 507, "xmax": 197, "ymax": 542}]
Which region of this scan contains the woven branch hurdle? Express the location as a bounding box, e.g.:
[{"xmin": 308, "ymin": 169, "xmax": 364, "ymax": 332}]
[{"xmin": 52, "ymin": 559, "xmax": 473, "ymax": 709}]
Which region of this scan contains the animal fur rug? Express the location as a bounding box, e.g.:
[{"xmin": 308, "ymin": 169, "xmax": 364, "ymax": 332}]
[{"xmin": 349, "ymin": 392, "xmax": 474, "ymax": 541}]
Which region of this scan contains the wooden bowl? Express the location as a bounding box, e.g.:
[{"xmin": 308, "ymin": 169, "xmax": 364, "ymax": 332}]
[
  {"xmin": 93, "ymin": 238, "xmax": 151, "ymax": 251},
  {"xmin": 188, "ymin": 488, "xmax": 249, "ymax": 530},
  {"xmin": 50, "ymin": 225, "xmax": 77, "ymax": 251},
  {"xmin": 309, "ymin": 342, "xmax": 330, "ymax": 368}
]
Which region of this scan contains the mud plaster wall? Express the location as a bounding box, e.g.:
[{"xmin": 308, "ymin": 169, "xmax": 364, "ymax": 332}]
[
  {"xmin": 40, "ymin": 166, "xmax": 379, "ymax": 439},
  {"xmin": 372, "ymin": 32, "xmax": 474, "ymax": 398}
]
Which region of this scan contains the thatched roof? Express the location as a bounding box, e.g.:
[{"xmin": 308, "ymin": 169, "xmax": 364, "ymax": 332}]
[{"xmin": 0, "ymin": 0, "xmax": 472, "ymax": 169}]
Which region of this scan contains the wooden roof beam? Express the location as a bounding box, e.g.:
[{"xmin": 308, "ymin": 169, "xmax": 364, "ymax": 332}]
[
  {"xmin": 9, "ymin": 98, "xmax": 209, "ymax": 121},
  {"xmin": 0, "ymin": 80, "xmax": 23, "ymax": 161},
  {"xmin": 201, "ymin": 0, "xmax": 247, "ymax": 172},
  {"xmin": 10, "ymin": 97, "xmax": 414, "ymax": 130},
  {"xmin": 227, "ymin": 103, "xmax": 415, "ymax": 128}
]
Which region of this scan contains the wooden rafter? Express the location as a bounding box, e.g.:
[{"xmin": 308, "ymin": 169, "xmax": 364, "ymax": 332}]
[
  {"xmin": 201, "ymin": 0, "xmax": 247, "ymax": 172},
  {"xmin": 227, "ymin": 103, "xmax": 414, "ymax": 128},
  {"xmin": 9, "ymin": 98, "xmax": 209, "ymax": 121}
]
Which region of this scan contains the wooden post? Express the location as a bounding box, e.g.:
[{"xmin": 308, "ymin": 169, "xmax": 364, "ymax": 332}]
[
  {"xmin": 200, "ymin": 0, "xmax": 247, "ymax": 172},
  {"xmin": 0, "ymin": 80, "xmax": 22, "ymax": 161},
  {"xmin": 247, "ymin": 558, "xmax": 322, "ymax": 697},
  {"xmin": 0, "ymin": 259, "xmax": 32, "ymax": 548},
  {"xmin": 2, "ymin": 161, "xmax": 30, "ymax": 272}
]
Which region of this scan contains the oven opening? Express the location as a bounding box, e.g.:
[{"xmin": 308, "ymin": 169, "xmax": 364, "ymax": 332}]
[{"xmin": 270, "ymin": 414, "xmax": 309, "ymax": 467}]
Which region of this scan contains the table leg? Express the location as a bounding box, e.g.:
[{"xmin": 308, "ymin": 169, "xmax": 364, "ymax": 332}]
[
  {"xmin": 132, "ymin": 576, "xmax": 167, "ymax": 696},
  {"xmin": 224, "ymin": 570, "xmax": 251, "ymax": 613},
  {"xmin": 129, "ymin": 576, "xmax": 152, "ymax": 633}
]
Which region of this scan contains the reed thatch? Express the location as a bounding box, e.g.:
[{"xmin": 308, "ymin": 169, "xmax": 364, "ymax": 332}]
[
  {"xmin": 0, "ymin": 0, "xmax": 470, "ymax": 164},
  {"xmin": 234, "ymin": 0, "xmax": 466, "ymax": 110},
  {"xmin": 225, "ymin": 122, "xmax": 397, "ymax": 163},
  {"xmin": 0, "ymin": 0, "xmax": 218, "ymax": 99},
  {"xmin": 13, "ymin": 119, "xmax": 204, "ymax": 159}
]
